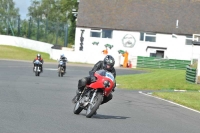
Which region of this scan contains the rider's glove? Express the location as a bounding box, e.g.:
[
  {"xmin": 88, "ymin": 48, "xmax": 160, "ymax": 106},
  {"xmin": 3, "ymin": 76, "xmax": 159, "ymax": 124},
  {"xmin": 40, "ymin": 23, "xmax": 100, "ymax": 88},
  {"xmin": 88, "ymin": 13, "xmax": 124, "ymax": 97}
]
[
  {"xmin": 112, "ymin": 82, "xmax": 116, "ymax": 92},
  {"xmin": 112, "ymin": 87, "xmax": 115, "ymax": 92},
  {"xmin": 90, "ymin": 76, "xmax": 96, "ymax": 82},
  {"xmin": 89, "ymin": 71, "xmax": 95, "ymax": 77}
]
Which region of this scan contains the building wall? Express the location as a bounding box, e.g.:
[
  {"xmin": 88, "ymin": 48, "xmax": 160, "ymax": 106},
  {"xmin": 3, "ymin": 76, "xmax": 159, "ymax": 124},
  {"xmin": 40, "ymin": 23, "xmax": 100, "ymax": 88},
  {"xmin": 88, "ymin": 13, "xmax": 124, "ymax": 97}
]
[
  {"xmin": 1, "ymin": 30, "xmax": 200, "ymax": 68},
  {"xmin": 75, "ymin": 27, "xmax": 200, "ymax": 62},
  {"xmin": 50, "ymin": 49, "xmax": 106, "ymax": 64}
]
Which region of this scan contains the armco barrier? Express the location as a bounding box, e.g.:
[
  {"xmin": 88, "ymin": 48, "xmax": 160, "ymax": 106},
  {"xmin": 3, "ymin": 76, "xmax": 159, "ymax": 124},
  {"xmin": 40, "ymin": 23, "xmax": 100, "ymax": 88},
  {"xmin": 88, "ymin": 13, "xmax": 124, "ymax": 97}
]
[
  {"xmin": 137, "ymin": 56, "xmax": 190, "ymax": 70},
  {"xmin": 186, "ymin": 66, "xmax": 197, "ymax": 83},
  {"xmin": 0, "ymin": 35, "xmax": 53, "ymax": 54}
]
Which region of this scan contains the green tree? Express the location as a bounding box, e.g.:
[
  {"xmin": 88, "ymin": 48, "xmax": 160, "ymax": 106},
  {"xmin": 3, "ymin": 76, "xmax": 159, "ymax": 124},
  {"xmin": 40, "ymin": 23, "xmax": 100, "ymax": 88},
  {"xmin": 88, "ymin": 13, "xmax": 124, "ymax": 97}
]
[
  {"xmin": 0, "ymin": 0, "xmax": 19, "ymax": 35},
  {"xmin": 28, "ymin": 0, "xmax": 42, "ymax": 19},
  {"xmin": 27, "ymin": 0, "xmax": 78, "ymax": 46},
  {"xmin": 60, "ymin": 0, "xmax": 78, "ymax": 45},
  {"xmin": 20, "ymin": 20, "xmax": 29, "ymax": 37}
]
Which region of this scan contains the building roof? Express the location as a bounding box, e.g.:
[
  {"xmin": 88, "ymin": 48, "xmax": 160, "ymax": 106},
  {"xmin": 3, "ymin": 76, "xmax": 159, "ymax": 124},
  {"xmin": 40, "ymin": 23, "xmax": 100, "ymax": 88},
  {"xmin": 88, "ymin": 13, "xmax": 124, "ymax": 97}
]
[{"xmin": 77, "ymin": 0, "xmax": 200, "ymax": 35}]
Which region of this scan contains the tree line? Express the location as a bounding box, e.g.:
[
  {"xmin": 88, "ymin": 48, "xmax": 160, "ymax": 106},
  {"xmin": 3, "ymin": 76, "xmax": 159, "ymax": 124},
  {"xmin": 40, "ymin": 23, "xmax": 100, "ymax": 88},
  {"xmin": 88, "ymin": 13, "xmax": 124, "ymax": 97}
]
[{"xmin": 0, "ymin": 0, "xmax": 78, "ymax": 47}]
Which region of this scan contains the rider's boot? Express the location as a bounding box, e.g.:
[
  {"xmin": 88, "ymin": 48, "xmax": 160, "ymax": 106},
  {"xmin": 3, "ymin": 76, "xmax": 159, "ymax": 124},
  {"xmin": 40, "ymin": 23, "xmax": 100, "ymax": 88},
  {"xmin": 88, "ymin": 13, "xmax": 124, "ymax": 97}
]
[
  {"xmin": 72, "ymin": 89, "xmax": 82, "ymax": 103},
  {"xmin": 72, "ymin": 80, "xmax": 87, "ymax": 103},
  {"xmin": 33, "ymin": 65, "xmax": 37, "ymax": 72},
  {"xmin": 94, "ymin": 111, "xmax": 97, "ymax": 115}
]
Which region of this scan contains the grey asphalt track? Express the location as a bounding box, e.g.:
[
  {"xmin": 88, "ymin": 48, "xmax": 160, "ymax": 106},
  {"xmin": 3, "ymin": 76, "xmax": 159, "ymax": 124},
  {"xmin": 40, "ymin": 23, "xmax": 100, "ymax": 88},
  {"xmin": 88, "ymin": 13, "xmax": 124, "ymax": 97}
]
[{"xmin": 0, "ymin": 60, "xmax": 200, "ymax": 133}]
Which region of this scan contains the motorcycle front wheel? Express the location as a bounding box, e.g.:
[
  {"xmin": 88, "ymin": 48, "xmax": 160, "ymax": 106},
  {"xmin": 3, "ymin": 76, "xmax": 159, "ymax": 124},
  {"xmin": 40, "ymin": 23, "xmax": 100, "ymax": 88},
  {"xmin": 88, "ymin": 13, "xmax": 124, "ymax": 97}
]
[
  {"xmin": 35, "ymin": 69, "xmax": 39, "ymax": 76},
  {"xmin": 58, "ymin": 67, "xmax": 61, "ymax": 77},
  {"xmin": 86, "ymin": 92, "xmax": 103, "ymax": 118},
  {"xmin": 61, "ymin": 69, "xmax": 63, "ymax": 77}
]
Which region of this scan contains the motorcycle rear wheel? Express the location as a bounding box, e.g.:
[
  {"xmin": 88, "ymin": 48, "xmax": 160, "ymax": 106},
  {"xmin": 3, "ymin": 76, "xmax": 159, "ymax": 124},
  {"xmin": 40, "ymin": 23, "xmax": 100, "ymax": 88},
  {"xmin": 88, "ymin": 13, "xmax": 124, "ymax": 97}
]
[
  {"xmin": 35, "ymin": 71, "xmax": 39, "ymax": 76},
  {"xmin": 73, "ymin": 99, "xmax": 83, "ymax": 114}
]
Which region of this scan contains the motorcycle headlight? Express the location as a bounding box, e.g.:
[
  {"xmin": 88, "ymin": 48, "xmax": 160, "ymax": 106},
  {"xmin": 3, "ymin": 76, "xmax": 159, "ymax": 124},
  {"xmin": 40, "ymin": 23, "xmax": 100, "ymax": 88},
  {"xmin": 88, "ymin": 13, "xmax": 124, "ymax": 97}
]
[{"xmin": 103, "ymin": 80, "xmax": 110, "ymax": 88}]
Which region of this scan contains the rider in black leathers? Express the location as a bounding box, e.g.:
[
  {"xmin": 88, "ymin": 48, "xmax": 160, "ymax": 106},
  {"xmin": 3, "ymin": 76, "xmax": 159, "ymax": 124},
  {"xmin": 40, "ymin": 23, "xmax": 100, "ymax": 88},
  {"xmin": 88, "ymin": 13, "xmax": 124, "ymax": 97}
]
[
  {"xmin": 58, "ymin": 54, "xmax": 68, "ymax": 73},
  {"xmin": 72, "ymin": 55, "xmax": 116, "ymax": 105}
]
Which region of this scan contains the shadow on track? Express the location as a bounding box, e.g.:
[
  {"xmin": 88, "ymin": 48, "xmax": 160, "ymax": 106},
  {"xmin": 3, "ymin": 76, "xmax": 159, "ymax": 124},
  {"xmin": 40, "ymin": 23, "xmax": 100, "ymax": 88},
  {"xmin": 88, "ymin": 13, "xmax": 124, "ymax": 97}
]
[{"xmin": 90, "ymin": 114, "xmax": 130, "ymax": 119}]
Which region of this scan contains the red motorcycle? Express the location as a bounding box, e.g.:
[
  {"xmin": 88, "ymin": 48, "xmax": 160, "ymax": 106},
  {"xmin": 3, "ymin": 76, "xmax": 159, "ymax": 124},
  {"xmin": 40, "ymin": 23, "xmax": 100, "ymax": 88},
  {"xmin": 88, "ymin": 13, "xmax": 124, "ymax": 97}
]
[{"xmin": 73, "ymin": 69, "xmax": 115, "ymax": 118}]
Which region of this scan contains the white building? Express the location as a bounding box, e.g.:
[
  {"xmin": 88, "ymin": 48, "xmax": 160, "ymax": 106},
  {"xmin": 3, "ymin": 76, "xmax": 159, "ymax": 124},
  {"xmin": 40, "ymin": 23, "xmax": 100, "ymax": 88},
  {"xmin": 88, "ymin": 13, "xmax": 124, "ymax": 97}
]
[{"xmin": 74, "ymin": 0, "xmax": 200, "ymax": 66}]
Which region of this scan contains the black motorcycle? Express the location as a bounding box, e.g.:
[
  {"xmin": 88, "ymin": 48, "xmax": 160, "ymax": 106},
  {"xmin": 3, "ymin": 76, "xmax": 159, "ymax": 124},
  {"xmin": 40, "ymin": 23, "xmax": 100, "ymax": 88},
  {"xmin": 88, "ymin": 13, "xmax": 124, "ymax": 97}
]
[
  {"xmin": 33, "ymin": 60, "xmax": 42, "ymax": 76},
  {"xmin": 58, "ymin": 60, "xmax": 65, "ymax": 77}
]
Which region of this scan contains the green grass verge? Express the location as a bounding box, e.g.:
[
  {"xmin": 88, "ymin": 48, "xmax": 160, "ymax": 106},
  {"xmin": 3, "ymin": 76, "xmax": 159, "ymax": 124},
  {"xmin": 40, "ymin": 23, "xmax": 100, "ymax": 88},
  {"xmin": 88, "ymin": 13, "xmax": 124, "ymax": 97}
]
[
  {"xmin": 116, "ymin": 68, "xmax": 200, "ymax": 91},
  {"xmin": 117, "ymin": 68, "xmax": 200, "ymax": 111},
  {"xmin": 153, "ymin": 92, "xmax": 200, "ymax": 111},
  {"xmin": 0, "ymin": 45, "xmax": 56, "ymax": 62},
  {"xmin": 0, "ymin": 45, "xmax": 94, "ymax": 65}
]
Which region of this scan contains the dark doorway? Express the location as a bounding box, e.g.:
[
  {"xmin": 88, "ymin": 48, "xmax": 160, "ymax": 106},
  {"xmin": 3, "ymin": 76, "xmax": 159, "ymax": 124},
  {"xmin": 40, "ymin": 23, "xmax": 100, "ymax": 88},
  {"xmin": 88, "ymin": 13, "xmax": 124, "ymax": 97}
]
[{"xmin": 156, "ymin": 50, "xmax": 164, "ymax": 58}]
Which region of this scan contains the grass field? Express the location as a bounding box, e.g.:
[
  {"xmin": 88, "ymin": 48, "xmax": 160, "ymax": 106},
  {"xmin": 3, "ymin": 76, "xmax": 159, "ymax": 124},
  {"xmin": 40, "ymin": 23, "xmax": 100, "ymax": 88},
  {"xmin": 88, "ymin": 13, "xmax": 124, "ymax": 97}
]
[
  {"xmin": 153, "ymin": 92, "xmax": 200, "ymax": 111},
  {"xmin": 116, "ymin": 68, "xmax": 200, "ymax": 111},
  {"xmin": 0, "ymin": 45, "xmax": 94, "ymax": 65},
  {"xmin": 0, "ymin": 45, "xmax": 56, "ymax": 62},
  {"xmin": 116, "ymin": 68, "xmax": 200, "ymax": 91}
]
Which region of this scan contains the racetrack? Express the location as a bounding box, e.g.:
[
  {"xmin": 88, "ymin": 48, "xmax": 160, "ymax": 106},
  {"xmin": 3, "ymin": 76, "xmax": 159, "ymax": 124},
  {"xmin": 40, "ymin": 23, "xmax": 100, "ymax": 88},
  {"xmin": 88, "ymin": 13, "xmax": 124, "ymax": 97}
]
[{"xmin": 0, "ymin": 60, "xmax": 200, "ymax": 133}]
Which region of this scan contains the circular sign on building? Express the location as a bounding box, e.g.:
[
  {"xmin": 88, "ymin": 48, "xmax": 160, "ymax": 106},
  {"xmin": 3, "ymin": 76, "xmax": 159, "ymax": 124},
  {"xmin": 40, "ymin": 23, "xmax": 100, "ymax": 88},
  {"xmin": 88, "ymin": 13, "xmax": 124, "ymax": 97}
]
[{"xmin": 122, "ymin": 34, "xmax": 136, "ymax": 48}]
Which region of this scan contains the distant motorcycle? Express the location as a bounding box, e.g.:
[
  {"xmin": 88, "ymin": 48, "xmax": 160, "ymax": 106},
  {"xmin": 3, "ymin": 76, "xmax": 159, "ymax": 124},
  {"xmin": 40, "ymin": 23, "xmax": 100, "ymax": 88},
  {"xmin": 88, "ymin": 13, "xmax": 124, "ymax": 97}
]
[
  {"xmin": 73, "ymin": 69, "xmax": 115, "ymax": 118},
  {"xmin": 33, "ymin": 60, "xmax": 42, "ymax": 76},
  {"xmin": 58, "ymin": 60, "xmax": 66, "ymax": 77}
]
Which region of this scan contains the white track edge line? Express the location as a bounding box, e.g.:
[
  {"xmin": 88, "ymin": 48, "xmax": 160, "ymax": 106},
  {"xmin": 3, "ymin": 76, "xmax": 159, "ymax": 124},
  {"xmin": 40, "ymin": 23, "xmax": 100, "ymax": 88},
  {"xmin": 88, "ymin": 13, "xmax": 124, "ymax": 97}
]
[{"xmin": 138, "ymin": 91, "xmax": 200, "ymax": 114}]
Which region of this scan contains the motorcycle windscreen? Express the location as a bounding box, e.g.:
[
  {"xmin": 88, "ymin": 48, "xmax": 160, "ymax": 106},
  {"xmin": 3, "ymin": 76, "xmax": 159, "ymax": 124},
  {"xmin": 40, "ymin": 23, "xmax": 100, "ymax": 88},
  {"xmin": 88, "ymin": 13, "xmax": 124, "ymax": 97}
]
[
  {"xmin": 95, "ymin": 70, "xmax": 106, "ymax": 76},
  {"xmin": 89, "ymin": 70, "xmax": 115, "ymax": 96},
  {"xmin": 95, "ymin": 70, "xmax": 116, "ymax": 86},
  {"xmin": 34, "ymin": 60, "xmax": 42, "ymax": 66},
  {"xmin": 95, "ymin": 70, "xmax": 114, "ymax": 78},
  {"xmin": 59, "ymin": 61, "xmax": 63, "ymax": 64},
  {"xmin": 34, "ymin": 60, "xmax": 40, "ymax": 64}
]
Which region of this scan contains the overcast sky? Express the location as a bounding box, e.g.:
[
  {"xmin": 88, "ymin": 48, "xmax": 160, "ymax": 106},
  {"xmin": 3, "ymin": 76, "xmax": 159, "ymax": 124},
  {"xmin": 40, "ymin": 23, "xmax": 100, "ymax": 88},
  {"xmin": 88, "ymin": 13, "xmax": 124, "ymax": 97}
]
[{"xmin": 13, "ymin": 0, "xmax": 31, "ymax": 19}]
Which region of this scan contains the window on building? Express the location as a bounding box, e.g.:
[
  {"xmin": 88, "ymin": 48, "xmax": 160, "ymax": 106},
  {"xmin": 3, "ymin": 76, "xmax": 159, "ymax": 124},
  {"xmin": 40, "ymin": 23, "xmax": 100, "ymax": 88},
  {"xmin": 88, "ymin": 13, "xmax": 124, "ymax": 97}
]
[
  {"xmin": 150, "ymin": 53, "xmax": 156, "ymax": 57},
  {"xmin": 145, "ymin": 33, "xmax": 156, "ymax": 42},
  {"xmin": 90, "ymin": 29, "xmax": 113, "ymax": 38},
  {"xmin": 185, "ymin": 35, "xmax": 193, "ymax": 45},
  {"xmin": 140, "ymin": 32, "xmax": 156, "ymax": 42},
  {"xmin": 102, "ymin": 29, "xmax": 113, "ymax": 38},
  {"xmin": 90, "ymin": 29, "xmax": 101, "ymax": 38}
]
